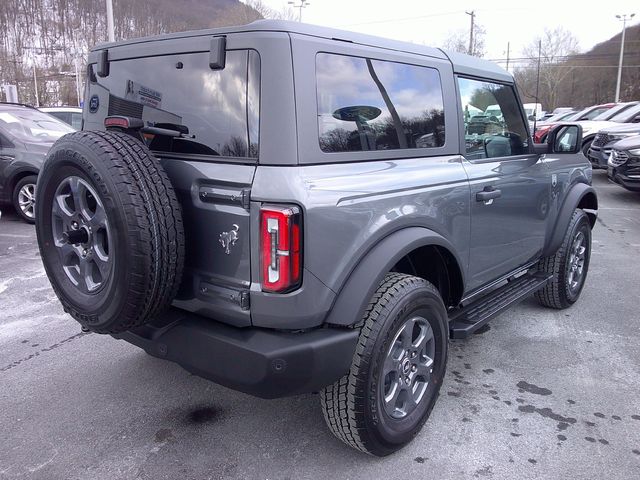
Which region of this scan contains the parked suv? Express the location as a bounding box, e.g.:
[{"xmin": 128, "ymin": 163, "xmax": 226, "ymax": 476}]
[
  {"xmin": 34, "ymin": 21, "xmax": 597, "ymax": 456},
  {"xmin": 0, "ymin": 103, "xmax": 75, "ymax": 222},
  {"xmin": 588, "ymin": 109, "xmax": 640, "ymax": 168},
  {"xmin": 608, "ymin": 135, "xmax": 640, "ymax": 191}
]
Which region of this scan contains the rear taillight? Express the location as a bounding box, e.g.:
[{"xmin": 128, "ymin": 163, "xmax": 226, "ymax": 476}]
[{"xmin": 260, "ymin": 205, "xmax": 302, "ymax": 293}]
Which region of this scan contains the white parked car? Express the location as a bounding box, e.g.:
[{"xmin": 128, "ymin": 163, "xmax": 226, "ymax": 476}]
[{"xmin": 39, "ymin": 107, "xmax": 82, "ymax": 130}]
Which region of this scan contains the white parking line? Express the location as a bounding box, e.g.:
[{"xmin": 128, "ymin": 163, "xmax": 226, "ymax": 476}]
[
  {"xmin": 0, "ymin": 233, "xmax": 31, "ymax": 238},
  {"xmin": 598, "ymin": 208, "xmax": 639, "ymax": 211}
]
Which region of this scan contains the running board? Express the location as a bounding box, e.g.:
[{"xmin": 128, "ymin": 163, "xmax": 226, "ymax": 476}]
[{"xmin": 449, "ymin": 271, "xmax": 553, "ymax": 339}]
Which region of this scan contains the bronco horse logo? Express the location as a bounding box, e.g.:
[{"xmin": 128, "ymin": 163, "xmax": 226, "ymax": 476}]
[{"xmin": 219, "ymin": 224, "xmax": 239, "ymax": 255}]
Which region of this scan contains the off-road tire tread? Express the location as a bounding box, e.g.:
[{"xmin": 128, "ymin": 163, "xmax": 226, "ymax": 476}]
[
  {"xmin": 320, "ymin": 273, "xmax": 442, "ymax": 455},
  {"xmin": 535, "ymin": 209, "xmax": 588, "ymax": 309},
  {"xmin": 37, "ymin": 130, "xmax": 184, "ymax": 333}
]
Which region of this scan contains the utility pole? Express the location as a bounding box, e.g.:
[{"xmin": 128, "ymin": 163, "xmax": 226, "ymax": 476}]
[
  {"xmin": 106, "ymin": 0, "xmax": 115, "ymax": 42},
  {"xmin": 614, "ymin": 13, "xmax": 635, "ymax": 103},
  {"xmin": 288, "ymin": 0, "xmax": 310, "ymax": 23},
  {"xmin": 465, "ymin": 10, "xmax": 475, "ymax": 56},
  {"xmin": 32, "ymin": 64, "xmax": 39, "ymax": 107},
  {"xmin": 505, "ymin": 42, "xmax": 510, "ymax": 72}
]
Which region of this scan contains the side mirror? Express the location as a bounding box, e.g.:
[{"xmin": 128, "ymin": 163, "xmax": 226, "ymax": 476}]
[{"xmin": 547, "ymin": 124, "xmax": 583, "ymax": 154}]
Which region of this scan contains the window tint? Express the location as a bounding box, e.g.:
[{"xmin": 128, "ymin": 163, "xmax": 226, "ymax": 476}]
[
  {"xmin": 316, "ymin": 53, "xmax": 445, "ymax": 153},
  {"xmin": 91, "ymin": 50, "xmax": 259, "ymax": 158},
  {"xmin": 458, "ymin": 77, "xmax": 529, "ymax": 160}
]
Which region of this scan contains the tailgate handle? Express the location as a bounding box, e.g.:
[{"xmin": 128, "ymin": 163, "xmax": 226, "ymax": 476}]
[{"xmin": 199, "ymin": 186, "xmax": 250, "ymax": 209}]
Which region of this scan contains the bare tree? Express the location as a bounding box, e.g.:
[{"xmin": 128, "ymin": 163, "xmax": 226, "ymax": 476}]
[
  {"xmin": 518, "ymin": 27, "xmax": 580, "ymax": 110},
  {"xmin": 0, "ymin": 0, "xmax": 267, "ymax": 106},
  {"xmin": 442, "ymin": 24, "xmax": 485, "ymax": 57},
  {"xmin": 236, "ymin": 1, "xmax": 298, "ymax": 22}
]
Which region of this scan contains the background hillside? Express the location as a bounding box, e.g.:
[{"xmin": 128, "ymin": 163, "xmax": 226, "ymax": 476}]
[
  {"xmin": 0, "ymin": 0, "xmax": 264, "ymax": 106},
  {"xmin": 516, "ymin": 23, "xmax": 640, "ymax": 109}
]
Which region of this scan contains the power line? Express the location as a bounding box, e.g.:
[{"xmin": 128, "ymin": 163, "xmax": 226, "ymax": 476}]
[{"xmin": 340, "ymin": 10, "xmax": 464, "ymax": 27}]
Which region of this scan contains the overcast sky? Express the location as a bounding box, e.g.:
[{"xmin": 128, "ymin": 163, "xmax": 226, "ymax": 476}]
[{"xmin": 258, "ymin": 0, "xmax": 638, "ymax": 66}]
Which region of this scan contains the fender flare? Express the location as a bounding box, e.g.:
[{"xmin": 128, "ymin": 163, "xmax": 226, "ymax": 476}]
[
  {"xmin": 324, "ymin": 227, "xmax": 465, "ymax": 327},
  {"xmin": 542, "ymin": 183, "xmax": 597, "ymax": 257}
]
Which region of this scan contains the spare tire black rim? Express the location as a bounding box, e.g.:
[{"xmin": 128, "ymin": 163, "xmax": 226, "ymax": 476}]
[
  {"xmin": 381, "ymin": 315, "xmax": 435, "ymax": 419},
  {"xmin": 51, "ymin": 176, "xmax": 112, "ymax": 294}
]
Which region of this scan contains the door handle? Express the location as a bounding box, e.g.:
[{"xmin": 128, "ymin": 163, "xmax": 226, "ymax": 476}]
[{"xmin": 476, "ymin": 187, "xmax": 502, "ymax": 202}]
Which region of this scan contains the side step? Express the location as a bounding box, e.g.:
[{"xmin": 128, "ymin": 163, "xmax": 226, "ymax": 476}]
[{"xmin": 449, "ymin": 271, "xmax": 553, "ymax": 339}]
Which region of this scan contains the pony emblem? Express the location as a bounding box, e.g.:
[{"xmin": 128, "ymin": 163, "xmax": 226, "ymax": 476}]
[{"xmin": 219, "ymin": 224, "xmax": 239, "ymax": 255}]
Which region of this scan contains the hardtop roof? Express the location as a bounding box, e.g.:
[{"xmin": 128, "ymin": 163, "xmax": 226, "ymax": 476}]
[{"xmin": 91, "ymin": 19, "xmax": 513, "ymax": 83}]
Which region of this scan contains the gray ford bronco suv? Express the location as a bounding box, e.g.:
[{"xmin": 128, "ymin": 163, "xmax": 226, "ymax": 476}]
[{"xmin": 35, "ymin": 20, "xmax": 597, "ymax": 456}]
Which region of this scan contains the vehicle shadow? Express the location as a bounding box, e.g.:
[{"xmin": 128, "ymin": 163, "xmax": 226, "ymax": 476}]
[{"xmin": 99, "ymin": 345, "xmax": 379, "ymax": 471}]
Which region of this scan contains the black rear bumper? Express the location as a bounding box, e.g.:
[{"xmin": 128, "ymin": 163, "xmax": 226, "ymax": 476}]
[{"xmin": 112, "ymin": 308, "xmax": 359, "ymax": 399}]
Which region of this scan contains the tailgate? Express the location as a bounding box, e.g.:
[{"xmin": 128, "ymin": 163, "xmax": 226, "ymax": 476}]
[
  {"xmin": 162, "ymin": 159, "xmax": 255, "ymax": 327},
  {"xmin": 85, "ymin": 41, "xmax": 262, "ymax": 327}
]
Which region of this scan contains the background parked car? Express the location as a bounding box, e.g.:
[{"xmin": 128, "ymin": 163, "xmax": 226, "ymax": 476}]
[
  {"xmin": 588, "ymin": 122, "xmax": 640, "ymax": 169},
  {"xmin": 608, "ymin": 135, "xmax": 640, "ymax": 192},
  {"xmin": 0, "ymin": 103, "xmax": 74, "ymax": 222},
  {"xmin": 39, "ymin": 107, "xmax": 82, "ymax": 129},
  {"xmin": 533, "ymin": 110, "xmax": 577, "ymax": 142},
  {"xmin": 533, "ymin": 103, "xmax": 615, "ymax": 144},
  {"xmin": 572, "ymin": 101, "xmax": 640, "ymax": 155}
]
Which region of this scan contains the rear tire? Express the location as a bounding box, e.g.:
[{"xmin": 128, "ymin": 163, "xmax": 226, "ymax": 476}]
[
  {"xmin": 13, "ymin": 175, "xmax": 37, "ymax": 223},
  {"xmin": 535, "ymin": 209, "xmax": 591, "ymax": 309},
  {"xmin": 320, "ymin": 273, "xmax": 448, "ymax": 456},
  {"xmin": 35, "ymin": 131, "xmax": 185, "ymax": 334}
]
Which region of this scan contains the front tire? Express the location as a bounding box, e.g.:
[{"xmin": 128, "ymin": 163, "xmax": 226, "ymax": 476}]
[
  {"xmin": 13, "ymin": 175, "xmax": 38, "ymax": 223},
  {"xmin": 320, "ymin": 273, "xmax": 448, "ymax": 456},
  {"xmin": 535, "ymin": 209, "xmax": 591, "ymax": 309}
]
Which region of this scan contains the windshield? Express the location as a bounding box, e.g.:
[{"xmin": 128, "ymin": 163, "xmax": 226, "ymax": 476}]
[
  {"xmin": 545, "ymin": 111, "xmax": 575, "ymax": 122},
  {"xmin": 567, "ymin": 106, "xmax": 611, "ymax": 121},
  {"xmin": 592, "ymin": 103, "xmax": 637, "ymax": 121},
  {"xmin": 0, "ymin": 108, "xmax": 74, "ymax": 143},
  {"xmin": 609, "ymin": 103, "xmax": 640, "ymax": 123}
]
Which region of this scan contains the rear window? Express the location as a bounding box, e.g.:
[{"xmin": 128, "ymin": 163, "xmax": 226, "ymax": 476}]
[
  {"xmin": 89, "ymin": 50, "xmax": 260, "ymax": 158},
  {"xmin": 315, "ymin": 53, "xmax": 445, "ymax": 153}
]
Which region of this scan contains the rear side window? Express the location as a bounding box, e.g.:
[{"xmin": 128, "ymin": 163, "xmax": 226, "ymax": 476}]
[
  {"xmin": 457, "ymin": 77, "xmax": 529, "ymax": 160},
  {"xmin": 90, "ymin": 50, "xmax": 260, "ymax": 158},
  {"xmin": 316, "ymin": 53, "xmax": 445, "ymax": 153}
]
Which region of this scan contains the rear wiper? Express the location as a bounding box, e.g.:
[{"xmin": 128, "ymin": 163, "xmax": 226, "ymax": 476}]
[
  {"xmin": 142, "ymin": 123, "xmax": 193, "ymax": 138},
  {"xmin": 104, "ymin": 116, "xmax": 193, "ymax": 138}
]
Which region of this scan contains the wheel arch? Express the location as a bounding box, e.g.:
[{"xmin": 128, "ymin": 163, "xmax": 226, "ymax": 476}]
[
  {"xmin": 324, "ymin": 227, "xmax": 465, "ymax": 327},
  {"xmin": 8, "ymin": 168, "xmax": 38, "ymax": 196},
  {"xmin": 543, "ymin": 183, "xmax": 597, "ymax": 257}
]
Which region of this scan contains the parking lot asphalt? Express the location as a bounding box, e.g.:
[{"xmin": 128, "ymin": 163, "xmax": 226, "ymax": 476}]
[{"xmin": 0, "ymin": 170, "xmax": 639, "ymax": 480}]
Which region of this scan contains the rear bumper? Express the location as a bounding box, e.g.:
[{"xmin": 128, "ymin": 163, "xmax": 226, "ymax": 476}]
[{"xmin": 112, "ymin": 308, "xmax": 359, "ymax": 399}]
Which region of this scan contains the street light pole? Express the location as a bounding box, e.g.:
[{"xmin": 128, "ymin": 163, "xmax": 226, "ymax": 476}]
[
  {"xmin": 106, "ymin": 0, "xmax": 115, "ymax": 42},
  {"xmin": 32, "ymin": 64, "xmax": 39, "ymax": 108},
  {"xmin": 288, "ymin": 0, "xmax": 310, "ymax": 23},
  {"xmin": 614, "ymin": 13, "xmax": 635, "ymax": 103}
]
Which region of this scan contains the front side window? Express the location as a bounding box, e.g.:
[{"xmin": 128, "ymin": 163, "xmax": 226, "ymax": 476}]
[
  {"xmin": 316, "ymin": 53, "xmax": 445, "ymax": 153},
  {"xmin": 458, "ymin": 77, "xmax": 529, "ymax": 160},
  {"xmin": 90, "ymin": 50, "xmax": 260, "ymax": 158}
]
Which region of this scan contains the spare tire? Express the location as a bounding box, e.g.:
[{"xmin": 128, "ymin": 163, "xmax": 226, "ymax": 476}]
[{"xmin": 35, "ymin": 130, "xmax": 185, "ymax": 334}]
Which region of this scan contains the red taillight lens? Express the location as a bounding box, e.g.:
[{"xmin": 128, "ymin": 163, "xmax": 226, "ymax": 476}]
[
  {"xmin": 260, "ymin": 205, "xmax": 302, "ymax": 293},
  {"xmin": 104, "ymin": 116, "xmax": 131, "ymax": 129}
]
